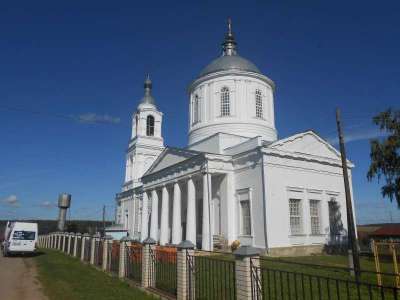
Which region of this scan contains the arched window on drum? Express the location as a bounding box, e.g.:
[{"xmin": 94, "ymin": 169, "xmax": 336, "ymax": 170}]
[
  {"xmin": 220, "ymin": 87, "xmax": 230, "ymax": 116},
  {"xmin": 255, "ymin": 89, "xmax": 263, "ymax": 119}
]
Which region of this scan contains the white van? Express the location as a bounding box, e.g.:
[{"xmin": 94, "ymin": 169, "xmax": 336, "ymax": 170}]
[{"xmin": 2, "ymin": 222, "xmax": 38, "ymax": 256}]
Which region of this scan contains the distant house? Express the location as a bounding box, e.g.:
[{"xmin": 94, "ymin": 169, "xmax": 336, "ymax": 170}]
[
  {"xmin": 370, "ymin": 224, "xmax": 400, "ymax": 241},
  {"xmin": 357, "ymin": 223, "xmax": 400, "ymax": 251}
]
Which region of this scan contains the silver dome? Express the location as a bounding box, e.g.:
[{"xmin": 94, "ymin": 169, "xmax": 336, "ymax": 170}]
[
  {"xmin": 198, "ymin": 19, "xmax": 262, "ymax": 78},
  {"xmin": 199, "ymin": 54, "xmax": 261, "ymax": 77}
]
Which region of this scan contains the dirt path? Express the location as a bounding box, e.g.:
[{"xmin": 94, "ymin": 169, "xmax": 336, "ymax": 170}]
[{"xmin": 0, "ymin": 253, "xmax": 48, "ymax": 300}]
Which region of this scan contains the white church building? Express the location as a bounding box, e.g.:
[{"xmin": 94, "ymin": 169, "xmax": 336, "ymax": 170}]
[{"xmin": 114, "ymin": 20, "xmax": 355, "ymax": 255}]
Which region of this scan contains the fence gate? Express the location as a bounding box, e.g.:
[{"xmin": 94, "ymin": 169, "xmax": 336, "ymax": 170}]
[{"xmin": 126, "ymin": 243, "xmax": 142, "ymax": 283}]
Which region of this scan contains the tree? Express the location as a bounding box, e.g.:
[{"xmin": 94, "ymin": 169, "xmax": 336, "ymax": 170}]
[{"xmin": 367, "ymin": 109, "xmax": 400, "ymax": 206}]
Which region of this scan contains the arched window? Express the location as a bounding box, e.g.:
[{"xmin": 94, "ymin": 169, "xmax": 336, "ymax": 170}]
[
  {"xmin": 220, "ymin": 87, "xmax": 230, "ymax": 116},
  {"xmin": 255, "ymin": 89, "xmax": 263, "ymax": 119},
  {"xmin": 192, "ymin": 95, "xmax": 200, "ymax": 124},
  {"xmin": 146, "ymin": 115, "xmax": 154, "ymax": 136}
]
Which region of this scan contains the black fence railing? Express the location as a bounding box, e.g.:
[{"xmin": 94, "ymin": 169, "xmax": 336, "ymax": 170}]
[
  {"xmin": 187, "ymin": 251, "xmax": 236, "ymax": 300},
  {"xmin": 251, "ymin": 257, "xmax": 400, "ymax": 300},
  {"xmin": 126, "ymin": 243, "xmax": 143, "ymax": 283},
  {"xmin": 76, "ymin": 238, "xmax": 82, "ymax": 257},
  {"xmin": 83, "ymin": 238, "xmax": 92, "ymax": 262},
  {"xmin": 149, "ymin": 246, "xmax": 177, "ymax": 296},
  {"xmin": 108, "ymin": 241, "xmax": 120, "ymax": 274},
  {"xmin": 63, "ymin": 237, "xmax": 68, "ymax": 253},
  {"xmin": 94, "ymin": 240, "xmax": 103, "ymax": 267},
  {"xmin": 69, "ymin": 237, "xmax": 75, "ymax": 255}
]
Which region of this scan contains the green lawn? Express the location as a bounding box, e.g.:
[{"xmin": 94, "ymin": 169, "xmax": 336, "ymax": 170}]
[
  {"xmin": 34, "ymin": 249, "xmax": 156, "ymax": 300},
  {"xmin": 260, "ymin": 255, "xmax": 400, "ymax": 300}
]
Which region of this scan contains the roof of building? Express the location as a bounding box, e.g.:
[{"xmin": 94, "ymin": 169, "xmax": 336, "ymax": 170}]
[
  {"xmin": 371, "ymin": 224, "xmax": 400, "ymax": 236},
  {"xmin": 199, "ymin": 55, "xmax": 261, "ymax": 77},
  {"xmin": 198, "ymin": 18, "xmax": 262, "ymax": 78}
]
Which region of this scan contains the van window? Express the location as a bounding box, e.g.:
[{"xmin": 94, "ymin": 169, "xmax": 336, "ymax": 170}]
[{"xmin": 12, "ymin": 231, "xmax": 36, "ymax": 240}]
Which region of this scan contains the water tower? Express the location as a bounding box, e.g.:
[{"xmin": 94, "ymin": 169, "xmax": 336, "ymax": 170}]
[{"xmin": 57, "ymin": 193, "xmax": 71, "ymax": 231}]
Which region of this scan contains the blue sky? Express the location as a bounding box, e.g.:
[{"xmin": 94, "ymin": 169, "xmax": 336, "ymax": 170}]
[{"xmin": 0, "ymin": 1, "xmax": 399, "ymax": 223}]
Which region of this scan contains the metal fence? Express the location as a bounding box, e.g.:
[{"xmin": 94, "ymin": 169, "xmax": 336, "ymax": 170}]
[
  {"xmin": 94, "ymin": 239, "xmax": 103, "ymax": 267},
  {"xmin": 63, "ymin": 237, "xmax": 68, "ymax": 252},
  {"xmin": 69, "ymin": 236, "xmax": 75, "ymax": 255},
  {"xmin": 251, "ymin": 257, "xmax": 400, "ymax": 300},
  {"xmin": 149, "ymin": 246, "xmax": 177, "ymax": 296},
  {"xmin": 126, "ymin": 243, "xmax": 143, "ymax": 283},
  {"xmin": 187, "ymin": 251, "xmax": 236, "ymax": 300},
  {"xmin": 107, "ymin": 241, "xmax": 120, "ymax": 274},
  {"xmin": 76, "ymin": 237, "xmax": 82, "ymax": 257},
  {"xmin": 83, "ymin": 238, "xmax": 92, "ymax": 262}
]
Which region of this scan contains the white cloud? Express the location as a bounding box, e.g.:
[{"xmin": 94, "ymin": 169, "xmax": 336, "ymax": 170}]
[
  {"xmin": 37, "ymin": 201, "xmax": 57, "ymax": 209},
  {"xmin": 76, "ymin": 113, "xmax": 121, "ymax": 124},
  {"xmin": 1, "ymin": 195, "xmax": 21, "ymax": 207},
  {"xmin": 327, "ymin": 128, "xmax": 388, "ymax": 145}
]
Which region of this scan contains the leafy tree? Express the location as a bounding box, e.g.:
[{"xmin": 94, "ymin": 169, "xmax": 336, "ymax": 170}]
[{"xmin": 367, "ymin": 109, "xmax": 400, "ymax": 205}]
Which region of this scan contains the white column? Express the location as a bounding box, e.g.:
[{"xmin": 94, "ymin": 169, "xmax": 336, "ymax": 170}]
[
  {"xmin": 160, "ymin": 185, "xmax": 170, "ymax": 245},
  {"xmin": 150, "ymin": 189, "xmax": 159, "ymax": 241},
  {"xmin": 141, "ymin": 191, "xmax": 149, "ymax": 242},
  {"xmin": 202, "ymin": 173, "xmax": 211, "ymax": 250},
  {"xmin": 172, "ymin": 181, "xmax": 182, "ymax": 245},
  {"xmin": 226, "ymin": 172, "xmax": 236, "ymax": 243},
  {"xmin": 186, "ymin": 177, "xmax": 196, "ymax": 246}
]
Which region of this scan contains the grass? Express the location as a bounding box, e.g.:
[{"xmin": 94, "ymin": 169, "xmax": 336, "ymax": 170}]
[
  {"xmin": 259, "ymin": 255, "xmax": 400, "ymax": 300},
  {"xmin": 34, "ymin": 249, "xmax": 156, "ymax": 300}
]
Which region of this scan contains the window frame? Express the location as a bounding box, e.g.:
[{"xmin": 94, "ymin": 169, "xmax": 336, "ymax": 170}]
[
  {"xmin": 220, "ymin": 87, "xmax": 231, "ymax": 117},
  {"xmin": 309, "ymin": 199, "xmax": 321, "ymax": 235},
  {"xmin": 289, "ymin": 198, "xmax": 303, "ymax": 235},
  {"xmin": 192, "ymin": 94, "xmax": 200, "ymax": 125},
  {"xmin": 146, "ymin": 115, "xmax": 155, "ymax": 136},
  {"xmin": 255, "ymin": 89, "xmax": 263, "ymax": 119},
  {"xmin": 237, "ymin": 188, "xmax": 252, "ymax": 237}
]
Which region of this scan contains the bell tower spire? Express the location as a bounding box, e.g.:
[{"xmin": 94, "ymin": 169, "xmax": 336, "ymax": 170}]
[{"xmin": 222, "ymin": 17, "xmax": 237, "ymax": 56}]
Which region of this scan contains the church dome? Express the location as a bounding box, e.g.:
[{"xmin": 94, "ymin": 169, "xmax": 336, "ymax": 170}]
[
  {"xmin": 187, "ymin": 19, "xmax": 277, "ymax": 146},
  {"xmin": 199, "ymin": 54, "xmax": 261, "ymax": 77}
]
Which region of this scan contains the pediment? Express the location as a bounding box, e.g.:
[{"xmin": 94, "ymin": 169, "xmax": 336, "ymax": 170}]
[
  {"xmin": 269, "ymin": 131, "xmax": 341, "ymax": 160},
  {"xmin": 144, "ymin": 147, "xmax": 201, "ymax": 175}
]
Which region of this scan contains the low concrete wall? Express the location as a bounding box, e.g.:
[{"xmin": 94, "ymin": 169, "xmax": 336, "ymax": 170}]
[{"xmin": 267, "ymin": 244, "xmax": 324, "ymax": 257}]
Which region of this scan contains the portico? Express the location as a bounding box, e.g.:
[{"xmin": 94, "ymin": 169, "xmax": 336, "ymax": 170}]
[{"xmin": 139, "ymin": 148, "xmax": 234, "ymax": 251}]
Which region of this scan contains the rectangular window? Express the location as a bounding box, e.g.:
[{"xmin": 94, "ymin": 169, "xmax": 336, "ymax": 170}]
[
  {"xmin": 289, "ymin": 199, "xmax": 302, "ymax": 235},
  {"xmin": 12, "ymin": 231, "xmax": 36, "ymax": 240},
  {"xmin": 238, "ymin": 190, "xmax": 251, "ymax": 235},
  {"xmin": 309, "ymin": 200, "xmax": 321, "ymax": 235}
]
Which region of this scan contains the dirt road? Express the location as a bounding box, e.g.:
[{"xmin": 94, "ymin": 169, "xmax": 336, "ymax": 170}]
[{"xmin": 0, "ymin": 253, "xmax": 48, "ymax": 300}]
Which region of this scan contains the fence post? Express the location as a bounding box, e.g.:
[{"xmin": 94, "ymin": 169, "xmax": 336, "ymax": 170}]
[
  {"xmin": 90, "ymin": 234, "xmax": 99, "ymax": 265},
  {"xmin": 142, "ymin": 237, "xmax": 156, "ymax": 288},
  {"xmin": 62, "ymin": 233, "xmax": 66, "ymax": 251},
  {"xmin": 81, "ymin": 233, "xmax": 89, "ymax": 261},
  {"xmin": 55, "ymin": 233, "xmax": 58, "ymax": 249},
  {"xmin": 102, "ymin": 236, "xmax": 113, "ymax": 271},
  {"xmin": 66, "ymin": 233, "xmax": 71, "ymax": 254},
  {"xmin": 119, "ymin": 236, "xmax": 130, "ymax": 278},
  {"xmin": 234, "ymin": 246, "xmax": 261, "ymax": 300},
  {"xmin": 177, "ymin": 240, "xmax": 195, "ymax": 300}
]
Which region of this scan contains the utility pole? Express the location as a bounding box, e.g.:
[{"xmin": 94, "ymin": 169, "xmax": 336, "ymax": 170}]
[
  {"xmin": 336, "ymin": 108, "xmax": 361, "ymax": 280},
  {"xmin": 102, "ymin": 205, "xmax": 106, "ymax": 237}
]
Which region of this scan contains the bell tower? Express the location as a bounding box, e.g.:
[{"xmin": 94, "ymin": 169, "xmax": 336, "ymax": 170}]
[{"xmin": 123, "ymin": 75, "xmax": 164, "ymax": 190}]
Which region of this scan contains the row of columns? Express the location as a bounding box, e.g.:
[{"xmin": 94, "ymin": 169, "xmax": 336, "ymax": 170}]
[{"xmin": 142, "ymin": 172, "xmax": 212, "ymax": 250}]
